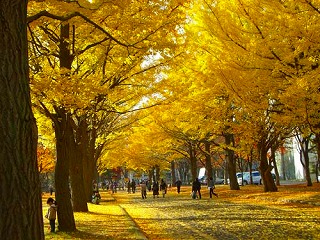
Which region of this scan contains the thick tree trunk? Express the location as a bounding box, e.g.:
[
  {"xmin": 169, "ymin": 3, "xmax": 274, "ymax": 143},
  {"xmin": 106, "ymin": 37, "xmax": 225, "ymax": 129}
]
[
  {"xmin": 270, "ymin": 146, "xmax": 280, "ymax": 186},
  {"xmin": 0, "ymin": 1, "xmax": 44, "ymax": 239},
  {"xmin": 259, "ymin": 143, "xmax": 278, "ymax": 192},
  {"xmin": 225, "ymin": 134, "xmax": 240, "ymax": 190},
  {"xmin": 51, "ymin": 23, "xmax": 76, "ymax": 231},
  {"xmin": 53, "ymin": 111, "xmax": 76, "ymax": 231},
  {"xmin": 69, "ymin": 119, "xmax": 88, "ymax": 212},
  {"xmin": 82, "ymin": 120, "xmax": 99, "ymax": 202}
]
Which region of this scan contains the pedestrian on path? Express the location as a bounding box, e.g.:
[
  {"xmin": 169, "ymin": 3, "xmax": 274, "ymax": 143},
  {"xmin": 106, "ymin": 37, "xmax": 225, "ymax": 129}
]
[
  {"xmin": 192, "ymin": 178, "xmax": 201, "ymax": 199},
  {"xmin": 152, "ymin": 181, "xmax": 159, "ymax": 198},
  {"xmin": 160, "ymin": 179, "xmax": 167, "ymax": 198},
  {"xmin": 175, "ymin": 179, "xmax": 182, "ymax": 194},
  {"xmin": 132, "ymin": 179, "xmax": 136, "ymax": 193},
  {"xmin": 207, "ymin": 177, "xmax": 218, "ymax": 198},
  {"xmin": 127, "ymin": 180, "xmax": 131, "ymax": 193},
  {"xmin": 45, "ymin": 197, "xmax": 57, "ymax": 233},
  {"xmin": 140, "ymin": 181, "xmax": 147, "ymax": 199}
]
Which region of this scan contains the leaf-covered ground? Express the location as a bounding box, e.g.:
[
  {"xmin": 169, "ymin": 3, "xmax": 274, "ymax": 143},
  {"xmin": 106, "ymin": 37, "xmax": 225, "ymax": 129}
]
[{"xmin": 43, "ymin": 183, "xmax": 320, "ymax": 239}]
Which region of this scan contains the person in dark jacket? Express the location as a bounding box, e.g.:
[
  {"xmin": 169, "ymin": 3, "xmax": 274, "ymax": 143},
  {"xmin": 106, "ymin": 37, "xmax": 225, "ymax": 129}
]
[
  {"xmin": 131, "ymin": 179, "xmax": 136, "ymax": 193},
  {"xmin": 192, "ymin": 178, "xmax": 201, "ymax": 199},
  {"xmin": 207, "ymin": 177, "xmax": 218, "ymax": 198},
  {"xmin": 175, "ymin": 179, "xmax": 182, "ymax": 194},
  {"xmin": 160, "ymin": 179, "xmax": 167, "ymax": 198},
  {"xmin": 152, "ymin": 181, "xmax": 159, "ymax": 198}
]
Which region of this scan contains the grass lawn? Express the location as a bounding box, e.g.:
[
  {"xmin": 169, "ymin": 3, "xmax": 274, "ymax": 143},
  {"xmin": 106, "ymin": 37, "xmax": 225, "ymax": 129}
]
[{"xmin": 43, "ymin": 183, "xmax": 320, "ymax": 240}]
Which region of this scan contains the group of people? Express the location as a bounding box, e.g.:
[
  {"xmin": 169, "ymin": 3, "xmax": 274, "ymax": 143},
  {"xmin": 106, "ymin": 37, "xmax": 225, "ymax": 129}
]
[
  {"xmin": 44, "ymin": 176, "xmax": 217, "ymax": 233},
  {"xmin": 132, "ymin": 177, "xmax": 218, "ymax": 200},
  {"xmin": 138, "ymin": 179, "xmax": 168, "ymax": 199},
  {"xmin": 191, "ymin": 177, "xmax": 218, "ymax": 199},
  {"xmin": 127, "ymin": 179, "xmax": 136, "ymax": 193}
]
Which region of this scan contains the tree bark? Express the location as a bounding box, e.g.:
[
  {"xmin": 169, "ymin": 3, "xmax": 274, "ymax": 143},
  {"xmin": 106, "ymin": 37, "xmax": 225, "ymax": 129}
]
[
  {"xmin": 204, "ymin": 140, "xmax": 213, "ymax": 179},
  {"xmin": 225, "ymin": 133, "xmax": 240, "ymax": 190},
  {"xmin": 270, "ymin": 146, "xmax": 280, "ymax": 186},
  {"xmin": 189, "ymin": 142, "xmax": 198, "ymax": 181},
  {"xmin": 301, "ymin": 139, "xmax": 312, "ymax": 187},
  {"xmin": 171, "ymin": 161, "xmax": 176, "ymax": 186},
  {"xmin": 0, "ymin": 1, "xmax": 44, "ymax": 239},
  {"xmin": 69, "ymin": 118, "xmax": 88, "ymax": 212},
  {"xmin": 258, "ymin": 142, "xmax": 278, "ymax": 192},
  {"xmin": 314, "ymin": 134, "xmax": 320, "ymax": 183},
  {"xmin": 53, "ymin": 110, "xmax": 76, "ymax": 231}
]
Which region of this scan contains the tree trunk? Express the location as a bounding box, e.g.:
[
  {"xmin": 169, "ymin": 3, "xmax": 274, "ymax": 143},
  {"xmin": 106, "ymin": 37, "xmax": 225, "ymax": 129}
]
[
  {"xmin": 155, "ymin": 165, "xmax": 160, "ymax": 182},
  {"xmin": 82, "ymin": 119, "xmax": 99, "ymax": 202},
  {"xmin": 204, "ymin": 140, "xmax": 213, "ymax": 179},
  {"xmin": 53, "ymin": 110, "xmax": 76, "ymax": 231},
  {"xmin": 258, "ymin": 143, "xmax": 277, "ymax": 192},
  {"xmin": 302, "ymin": 140, "xmax": 312, "ymax": 187},
  {"xmin": 280, "ymin": 146, "xmax": 286, "ymax": 180},
  {"xmin": 270, "ymin": 146, "xmax": 280, "ymax": 186},
  {"xmin": 315, "ymin": 134, "xmax": 320, "ymax": 183},
  {"xmin": 225, "ymin": 134, "xmax": 240, "ymax": 190},
  {"xmin": 51, "ymin": 22, "xmax": 77, "ymax": 231},
  {"xmin": 0, "ymin": 1, "xmax": 44, "ymax": 238},
  {"xmin": 69, "ymin": 119, "xmax": 88, "ymax": 212},
  {"xmin": 297, "ymin": 134, "xmax": 312, "ymax": 187},
  {"xmin": 171, "ymin": 161, "xmax": 176, "ymax": 186},
  {"xmin": 189, "ymin": 142, "xmax": 198, "ymax": 181},
  {"xmin": 69, "ymin": 118, "xmax": 88, "ymax": 212}
]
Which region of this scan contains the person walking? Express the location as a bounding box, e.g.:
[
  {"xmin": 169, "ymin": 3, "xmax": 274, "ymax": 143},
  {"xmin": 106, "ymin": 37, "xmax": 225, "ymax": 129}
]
[
  {"xmin": 140, "ymin": 181, "xmax": 147, "ymax": 199},
  {"xmin": 127, "ymin": 180, "xmax": 131, "ymax": 193},
  {"xmin": 207, "ymin": 177, "xmax": 218, "ymax": 198},
  {"xmin": 160, "ymin": 179, "xmax": 167, "ymax": 198},
  {"xmin": 175, "ymin": 179, "xmax": 182, "ymax": 194},
  {"xmin": 45, "ymin": 197, "xmax": 57, "ymax": 233},
  {"xmin": 192, "ymin": 178, "xmax": 201, "ymax": 199},
  {"xmin": 132, "ymin": 179, "xmax": 136, "ymax": 193},
  {"xmin": 152, "ymin": 181, "xmax": 159, "ymax": 198}
]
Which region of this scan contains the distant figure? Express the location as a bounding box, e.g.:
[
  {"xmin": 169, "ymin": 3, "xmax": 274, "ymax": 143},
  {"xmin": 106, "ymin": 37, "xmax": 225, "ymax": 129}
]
[
  {"xmin": 160, "ymin": 179, "xmax": 167, "ymax": 198},
  {"xmin": 92, "ymin": 180, "xmax": 98, "ymax": 192},
  {"xmin": 112, "ymin": 181, "xmax": 117, "ymax": 193},
  {"xmin": 92, "ymin": 191, "xmax": 101, "ymax": 204},
  {"xmin": 175, "ymin": 179, "xmax": 182, "ymax": 194},
  {"xmin": 147, "ymin": 180, "xmax": 152, "ymax": 192},
  {"xmin": 132, "ymin": 179, "xmax": 136, "ymax": 193},
  {"xmin": 127, "ymin": 180, "xmax": 131, "ymax": 193},
  {"xmin": 45, "ymin": 197, "xmax": 57, "ymax": 233},
  {"xmin": 207, "ymin": 177, "xmax": 218, "ymax": 198},
  {"xmin": 152, "ymin": 181, "xmax": 159, "ymax": 198},
  {"xmin": 192, "ymin": 178, "xmax": 201, "ymax": 199},
  {"xmin": 49, "ymin": 185, "xmax": 54, "ymax": 196},
  {"xmin": 140, "ymin": 181, "xmax": 147, "ymax": 199}
]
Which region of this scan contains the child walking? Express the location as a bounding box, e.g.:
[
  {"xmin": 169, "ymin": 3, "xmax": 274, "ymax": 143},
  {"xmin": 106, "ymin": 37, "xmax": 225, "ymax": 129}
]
[{"xmin": 45, "ymin": 197, "xmax": 57, "ymax": 233}]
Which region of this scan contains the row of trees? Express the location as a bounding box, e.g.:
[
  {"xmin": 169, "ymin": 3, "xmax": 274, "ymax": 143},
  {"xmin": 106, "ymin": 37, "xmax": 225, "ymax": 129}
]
[
  {"xmin": 2, "ymin": 0, "xmax": 320, "ymax": 239},
  {"xmin": 28, "ymin": 0, "xmax": 191, "ymax": 233},
  {"xmin": 104, "ymin": 0, "xmax": 320, "ymax": 193}
]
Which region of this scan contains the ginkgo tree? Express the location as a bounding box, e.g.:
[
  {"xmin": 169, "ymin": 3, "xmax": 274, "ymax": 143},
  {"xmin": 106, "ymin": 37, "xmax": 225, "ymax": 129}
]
[
  {"xmin": 27, "ymin": 0, "xmax": 190, "ymax": 231},
  {"xmin": 182, "ymin": 0, "xmax": 320, "ymax": 192}
]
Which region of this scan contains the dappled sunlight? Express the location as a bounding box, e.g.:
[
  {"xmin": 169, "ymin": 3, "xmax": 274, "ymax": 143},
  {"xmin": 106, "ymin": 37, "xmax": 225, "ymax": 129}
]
[{"xmin": 43, "ymin": 184, "xmax": 320, "ymax": 239}]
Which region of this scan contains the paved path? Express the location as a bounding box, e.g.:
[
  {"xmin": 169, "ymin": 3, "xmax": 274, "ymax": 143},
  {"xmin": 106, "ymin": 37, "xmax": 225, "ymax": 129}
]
[{"xmin": 94, "ymin": 189, "xmax": 320, "ymax": 240}]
